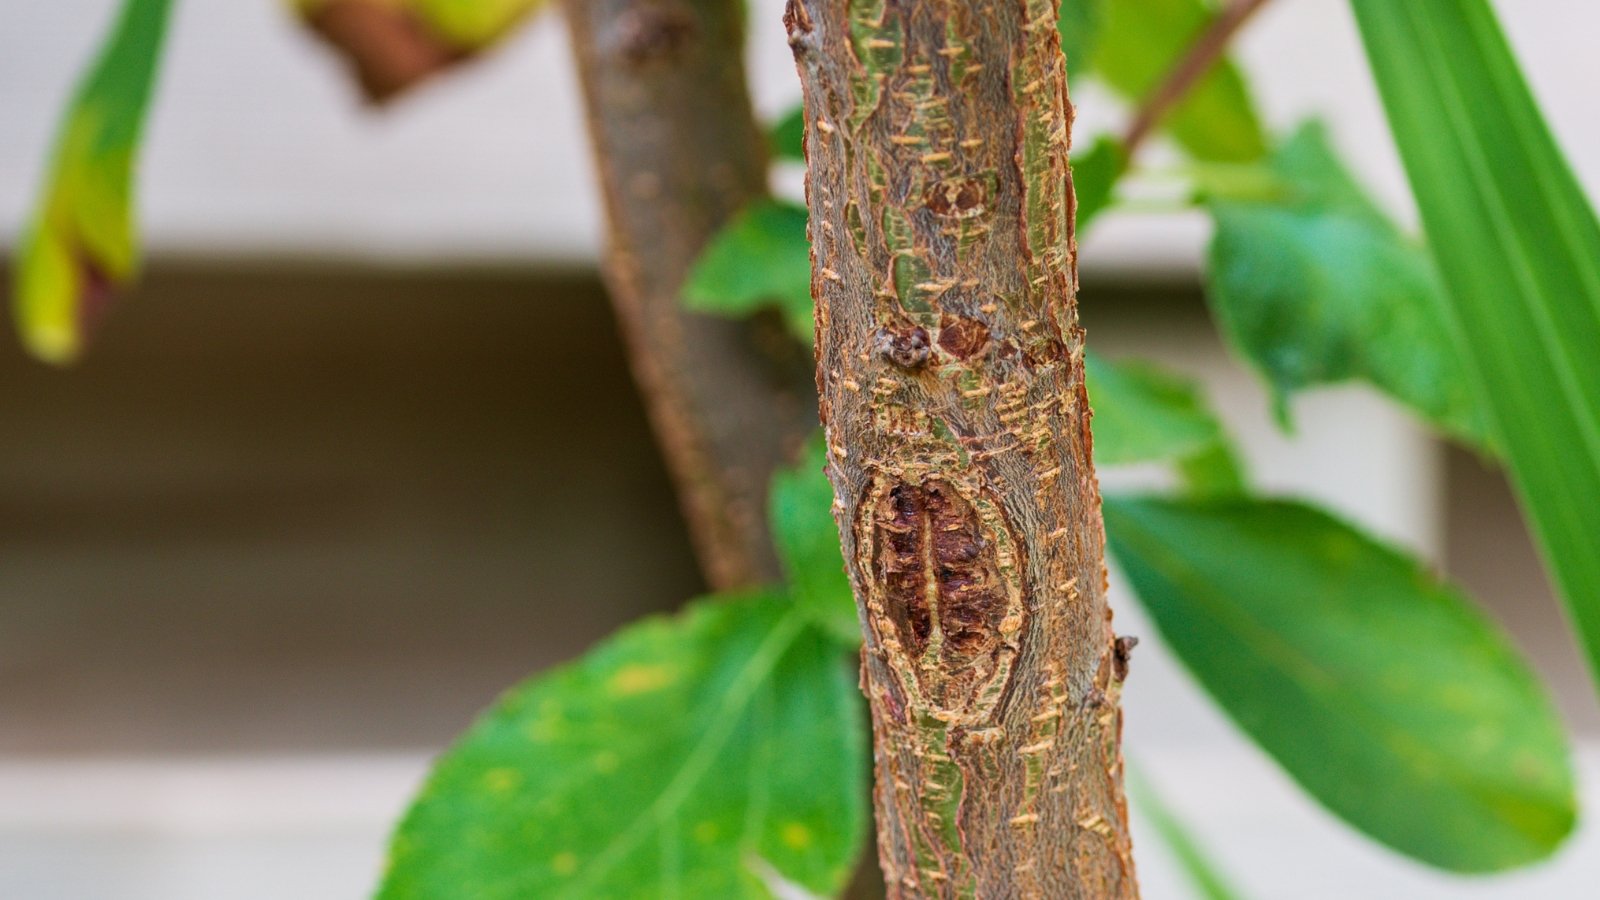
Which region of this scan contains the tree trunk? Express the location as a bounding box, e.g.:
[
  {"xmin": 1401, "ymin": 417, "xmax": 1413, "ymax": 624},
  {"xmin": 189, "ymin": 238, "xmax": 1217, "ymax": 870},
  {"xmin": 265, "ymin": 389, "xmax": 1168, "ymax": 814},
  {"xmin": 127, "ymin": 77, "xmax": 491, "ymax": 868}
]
[
  {"xmin": 786, "ymin": 0, "xmax": 1138, "ymax": 895},
  {"xmin": 562, "ymin": 0, "xmax": 818, "ymax": 589}
]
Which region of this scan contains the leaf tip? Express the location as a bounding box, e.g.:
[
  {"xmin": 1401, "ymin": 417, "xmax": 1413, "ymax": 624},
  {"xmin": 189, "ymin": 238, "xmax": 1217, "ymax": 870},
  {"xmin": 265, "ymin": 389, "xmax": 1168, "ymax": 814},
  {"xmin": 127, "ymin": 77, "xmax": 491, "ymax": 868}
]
[{"xmin": 13, "ymin": 229, "xmax": 123, "ymax": 366}]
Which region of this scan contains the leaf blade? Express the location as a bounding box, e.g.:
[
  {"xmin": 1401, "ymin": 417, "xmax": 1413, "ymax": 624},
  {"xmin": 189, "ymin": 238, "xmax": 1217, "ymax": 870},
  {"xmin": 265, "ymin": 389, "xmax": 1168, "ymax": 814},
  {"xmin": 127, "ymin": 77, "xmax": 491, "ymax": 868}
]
[
  {"xmin": 1086, "ymin": 352, "xmax": 1245, "ymax": 495},
  {"xmin": 1104, "ymin": 496, "xmax": 1575, "ymax": 872},
  {"xmin": 1202, "ymin": 122, "xmax": 1491, "ymax": 446},
  {"xmin": 1348, "ymin": 0, "xmax": 1600, "ymax": 691},
  {"xmin": 771, "ymin": 435, "xmax": 859, "ymax": 645},
  {"xmin": 1057, "ymin": 0, "xmax": 1103, "ymax": 81},
  {"xmin": 769, "ymin": 106, "xmax": 807, "ymax": 163},
  {"xmin": 1069, "ymin": 136, "xmax": 1124, "ymax": 235},
  {"xmin": 378, "ymin": 594, "xmax": 866, "ymax": 899},
  {"xmin": 683, "ymin": 199, "xmax": 814, "ymax": 344}
]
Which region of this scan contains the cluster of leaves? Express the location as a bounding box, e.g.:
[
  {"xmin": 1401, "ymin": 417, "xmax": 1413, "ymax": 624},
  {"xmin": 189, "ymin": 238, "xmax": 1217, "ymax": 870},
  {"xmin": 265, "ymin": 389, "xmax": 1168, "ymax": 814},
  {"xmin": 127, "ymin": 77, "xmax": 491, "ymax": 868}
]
[{"xmin": 16, "ymin": 0, "xmax": 1600, "ymax": 897}]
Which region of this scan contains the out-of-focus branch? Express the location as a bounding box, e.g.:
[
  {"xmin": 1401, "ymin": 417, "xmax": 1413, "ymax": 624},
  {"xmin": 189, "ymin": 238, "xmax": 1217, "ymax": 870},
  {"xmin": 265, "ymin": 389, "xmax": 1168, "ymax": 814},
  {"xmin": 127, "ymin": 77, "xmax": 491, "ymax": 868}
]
[{"xmin": 562, "ymin": 0, "xmax": 817, "ymax": 590}]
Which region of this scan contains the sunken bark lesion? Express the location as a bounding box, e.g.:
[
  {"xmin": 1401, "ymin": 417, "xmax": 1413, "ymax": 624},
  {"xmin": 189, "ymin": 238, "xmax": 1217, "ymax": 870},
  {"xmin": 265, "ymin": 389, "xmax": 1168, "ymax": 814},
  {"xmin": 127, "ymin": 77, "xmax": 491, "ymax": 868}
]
[
  {"xmin": 789, "ymin": 0, "xmax": 1137, "ymax": 895},
  {"xmin": 862, "ymin": 477, "xmax": 1021, "ymax": 713}
]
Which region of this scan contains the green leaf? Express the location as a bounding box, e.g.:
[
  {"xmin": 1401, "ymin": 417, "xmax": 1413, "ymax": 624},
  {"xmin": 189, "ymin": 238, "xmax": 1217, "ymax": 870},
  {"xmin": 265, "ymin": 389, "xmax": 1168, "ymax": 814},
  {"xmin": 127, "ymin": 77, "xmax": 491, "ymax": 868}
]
[
  {"xmin": 1086, "ymin": 352, "xmax": 1222, "ymax": 466},
  {"xmin": 1104, "ymin": 496, "xmax": 1576, "ymax": 872},
  {"xmin": 683, "ymin": 199, "xmax": 813, "ymax": 344},
  {"xmin": 1057, "ymin": 0, "xmax": 1103, "ymax": 81},
  {"xmin": 1071, "ymin": 136, "xmax": 1125, "ymax": 235},
  {"xmin": 13, "ymin": 0, "xmax": 173, "ymax": 364},
  {"xmin": 1128, "ymin": 766, "xmax": 1243, "ymax": 900},
  {"xmin": 379, "ymin": 593, "xmax": 866, "ymax": 899},
  {"xmin": 771, "ymin": 435, "xmax": 859, "ymax": 645},
  {"xmin": 769, "ymin": 106, "xmax": 806, "ymax": 163},
  {"xmin": 1093, "ymin": 0, "xmax": 1267, "ymax": 163},
  {"xmin": 1348, "ymin": 0, "xmax": 1600, "ymax": 697},
  {"xmin": 1086, "ymin": 352, "xmax": 1245, "ymax": 495},
  {"xmin": 1202, "ymin": 122, "xmax": 1492, "ymax": 446}
]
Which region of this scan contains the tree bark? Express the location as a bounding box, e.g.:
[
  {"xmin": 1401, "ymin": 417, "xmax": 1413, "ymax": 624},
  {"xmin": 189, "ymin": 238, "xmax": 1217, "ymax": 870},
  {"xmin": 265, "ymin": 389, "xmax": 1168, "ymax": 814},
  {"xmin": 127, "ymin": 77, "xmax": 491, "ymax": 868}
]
[
  {"xmin": 786, "ymin": 0, "xmax": 1137, "ymax": 895},
  {"xmin": 562, "ymin": 0, "xmax": 818, "ymax": 589}
]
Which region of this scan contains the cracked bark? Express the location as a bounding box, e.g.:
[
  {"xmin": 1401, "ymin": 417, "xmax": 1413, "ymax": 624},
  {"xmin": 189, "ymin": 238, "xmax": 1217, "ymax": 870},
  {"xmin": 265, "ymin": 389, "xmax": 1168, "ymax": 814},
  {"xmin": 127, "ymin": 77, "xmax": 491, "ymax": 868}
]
[
  {"xmin": 787, "ymin": 0, "xmax": 1137, "ymax": 895},
  {"xmin": 562, "ymin": 0, "xmax": 819, "ymax": 589}
]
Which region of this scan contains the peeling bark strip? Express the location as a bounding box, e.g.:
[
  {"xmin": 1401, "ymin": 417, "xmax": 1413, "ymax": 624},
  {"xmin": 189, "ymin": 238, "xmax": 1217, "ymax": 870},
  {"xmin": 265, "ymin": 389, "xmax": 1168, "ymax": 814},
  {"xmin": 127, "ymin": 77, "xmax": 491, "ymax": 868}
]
[
  {"xmin": 787, "ymin": 0, "xmax": 1138, "ymax": 895},
  {"xmin": 564, "ymin": 0, "xmax": 818, "ymax": 589}
]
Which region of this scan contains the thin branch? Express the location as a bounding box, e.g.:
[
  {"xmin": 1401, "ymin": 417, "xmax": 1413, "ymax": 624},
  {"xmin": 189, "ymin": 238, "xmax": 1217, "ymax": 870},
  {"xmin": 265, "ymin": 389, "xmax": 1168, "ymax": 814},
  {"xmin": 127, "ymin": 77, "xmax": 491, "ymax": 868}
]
[
  {"xmin": 562, "ymin": 0, "xmax": 817, "ymax": 590},
  {"xmin": 1121, "ymin": 0, "xmax": 1273, "ymax": 158}
]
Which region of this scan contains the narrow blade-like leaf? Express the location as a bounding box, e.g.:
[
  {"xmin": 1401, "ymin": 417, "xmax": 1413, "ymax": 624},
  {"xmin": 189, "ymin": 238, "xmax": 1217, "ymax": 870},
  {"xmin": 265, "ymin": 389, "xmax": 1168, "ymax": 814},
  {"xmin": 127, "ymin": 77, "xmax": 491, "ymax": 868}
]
[
  {"xmin": 1128, "ymin": 766, "xmax": 1243, "ymax": 900},
  {"xmin": 13, "ymin": 0, "xmax": 172, "ymax": 364},
  {"xmin": 379, "ymin": 594, "xmax": 866, "ymax": 899},
  {"xmin": 1105, "ymin": 496, "xmax": 1575, "ymax": 871},
  {"xmin": 1349, "ymin": 0, "xmax": 1600, "ymax": 690}
]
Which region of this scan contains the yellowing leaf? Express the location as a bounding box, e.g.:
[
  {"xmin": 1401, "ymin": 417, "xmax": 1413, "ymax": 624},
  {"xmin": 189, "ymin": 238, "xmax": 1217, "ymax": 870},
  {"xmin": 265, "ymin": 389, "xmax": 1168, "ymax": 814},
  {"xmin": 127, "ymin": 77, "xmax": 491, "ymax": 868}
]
[{"xmin": 14, "ymin": 0, "xmax": 172, "ymax": 364}]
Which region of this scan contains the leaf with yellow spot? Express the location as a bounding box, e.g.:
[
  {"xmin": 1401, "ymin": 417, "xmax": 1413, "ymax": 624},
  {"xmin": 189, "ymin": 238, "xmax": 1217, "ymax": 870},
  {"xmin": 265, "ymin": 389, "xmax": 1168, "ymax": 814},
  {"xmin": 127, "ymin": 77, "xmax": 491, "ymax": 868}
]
[
  {"xmin": 779, "ymin": 822, "xmax": 813, "ymax": 851},
  {"xmin": 607, "ymin": 662, "xmax": 677, "ymax": 696},
  {"xmin": 378, "ymin": 593, "xmax": 867, "ymax": 898},
  {"xmin": 13, "ymin": 0, "xmax": 172, "ymax": 364}
]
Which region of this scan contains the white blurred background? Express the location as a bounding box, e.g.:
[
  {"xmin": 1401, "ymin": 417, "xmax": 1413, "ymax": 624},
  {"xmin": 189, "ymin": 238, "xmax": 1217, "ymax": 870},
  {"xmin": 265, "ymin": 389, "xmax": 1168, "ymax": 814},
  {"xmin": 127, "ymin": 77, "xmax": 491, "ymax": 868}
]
[{"xmin": 1, "ymin": 1, "xmax": 1598, "ymax": 898}]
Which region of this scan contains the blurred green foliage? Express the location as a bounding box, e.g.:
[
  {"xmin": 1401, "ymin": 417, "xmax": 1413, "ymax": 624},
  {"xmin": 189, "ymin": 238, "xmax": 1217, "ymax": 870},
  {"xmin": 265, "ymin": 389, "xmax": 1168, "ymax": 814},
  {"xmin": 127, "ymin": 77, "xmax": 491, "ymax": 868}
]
[
  {"xmin": 1108, "ymin": 496, "xmax": 1576, "ymax": 872},
  {"xmin": 1352, "ymin": 0, "xmax": 1600, "ymax": 703}
]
